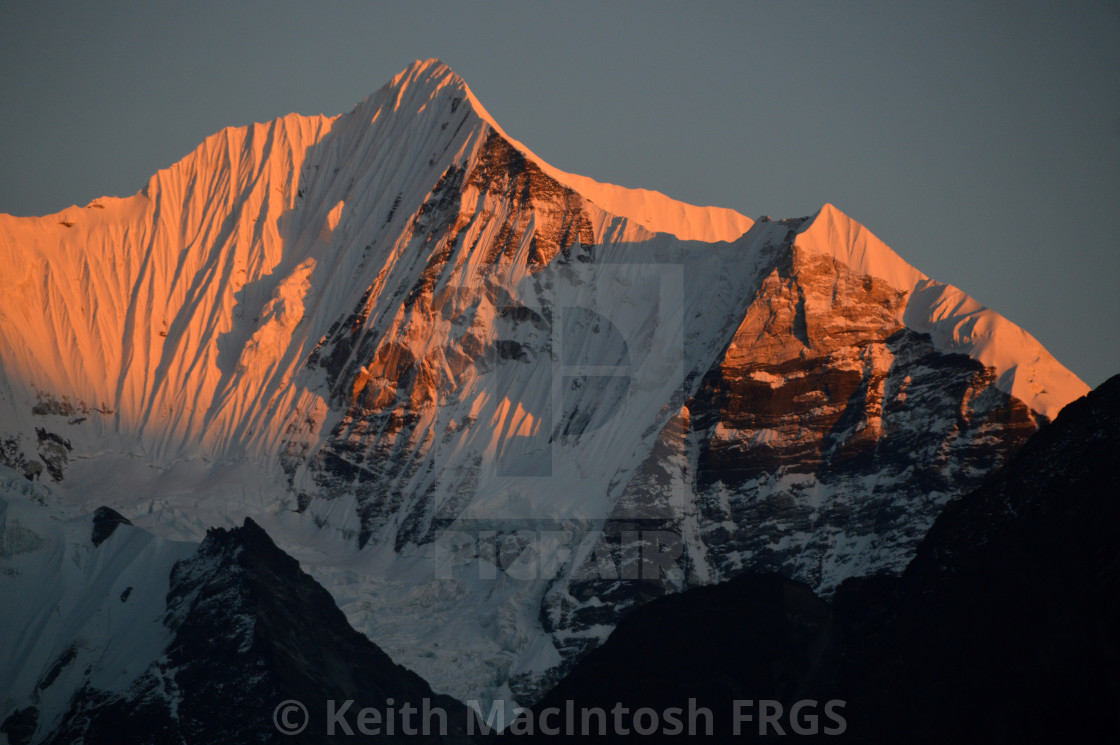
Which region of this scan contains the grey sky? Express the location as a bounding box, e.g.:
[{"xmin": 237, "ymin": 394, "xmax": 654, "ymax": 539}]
[{"xmin": 1, "ymin": 1, "xmax": 1117, "ymax": 387}]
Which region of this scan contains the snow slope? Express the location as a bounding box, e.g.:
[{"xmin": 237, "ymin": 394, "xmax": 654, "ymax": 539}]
[
  {"xmin": 795, "ymin": 203, "xmax": 1085, "ymax": 419},
  {"xmin": 0, "ymin": 468, "xmax": 197, "ymax": 739},
  {"xmin": 0, "ymin": 60, "xmax": 1090, "ymax": 712}
]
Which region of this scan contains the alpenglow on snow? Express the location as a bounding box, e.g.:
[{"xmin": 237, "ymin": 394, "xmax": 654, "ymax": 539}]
[{"xmin": 0, "ymin": 60, "xmax": 1088, "ymax": 710}]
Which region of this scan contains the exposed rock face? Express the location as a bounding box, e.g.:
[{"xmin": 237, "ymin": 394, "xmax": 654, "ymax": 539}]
[
  {"xmin": 0, "ymin": 507, "xmax": 475, "ymax": 745},
  {"xmin": 302, "ymin": 130, "xmax": 598, "ymax": 549},
  {"xmin": 0, "ymin": 60, "xmax": 1090, "ymax": 708},
  {"xmin": 90, "ymin": 505, "xmax": 132, "ymax": 546},
  {"xmin": 541, "ymin": 241, "xmax": 1044, "ymax": 673},
  {"xmin": 814, "ymin": 375, "xmax": 1120, "ymax": 743},
  {"xmin": 525, "ymin": 375, "xmax": 1120, "ymax": 743}
]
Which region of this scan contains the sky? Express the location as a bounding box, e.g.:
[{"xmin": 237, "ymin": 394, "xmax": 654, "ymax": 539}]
[{"xmin": 1, "ymin": 1, "xmax": 1117, "ymax": 387}]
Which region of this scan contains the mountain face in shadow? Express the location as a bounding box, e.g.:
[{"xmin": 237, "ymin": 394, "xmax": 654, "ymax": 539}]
[
  {"xmin": 0, "ymin": 513, "xmax": 476, "ymax": 745},
  {"xmin": 521, "ymin": 374, "xmax": 1120, "ymax": 742}
]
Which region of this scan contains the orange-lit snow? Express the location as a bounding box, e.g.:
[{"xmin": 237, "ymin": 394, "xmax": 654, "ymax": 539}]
[
  {"xmin": 795, "ymin": 203, "xmax": 1088, "ymax": 418},
  {"xmin": 0, "ymin": 59, "xmax": 1096, "ymax": 722}
]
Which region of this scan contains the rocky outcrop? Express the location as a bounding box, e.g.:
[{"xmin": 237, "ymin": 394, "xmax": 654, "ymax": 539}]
[
  {"xmin": 26, "ymin": 518, "xmax": 476, "ymax": 745},
  {"xmin": 301, "ymin": 128, "xmax": 599, "ymax": 549},
  {"xmin": 541, "ymin": 238, "xmax": 1044, "ymax": 680},
  {"xmin": 522, "ymin": 375, "xmax": 1120, "ymax": 742}
]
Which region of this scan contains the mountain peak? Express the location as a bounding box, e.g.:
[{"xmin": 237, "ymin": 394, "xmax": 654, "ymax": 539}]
[
  {"xmin": 367, "ymin": 60, "xmax": 755, "ymax": 243},
  {"xmin": 397, "ymin": 57, "xmax": 454, "ymax": 77},
  {"xmin": 793, "ymin": 202, "xmax": 1088, "ymax": 418},
  {"xmin": 382, "ymin": 57, "xmax": 468, "ymax": 103},
  {"xmin": 0, "ymin": 59, "xmax": 1095, "ymax": 716},
  {"xmin": 795, "ymin": 202, "xmax": 926, "ymax": 290}
]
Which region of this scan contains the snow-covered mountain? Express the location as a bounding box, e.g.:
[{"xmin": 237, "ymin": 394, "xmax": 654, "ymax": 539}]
[
  {"xmin": 527, "ymin": 374, "xmax": 1120, "ymax": 742},
  {"xmin": 0, "ymin": 472, "xmax": 474, "ymax": 744},
  {"xmin": 0, "ymin": 60, "xmax": 1089, "ymax": 712}
]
